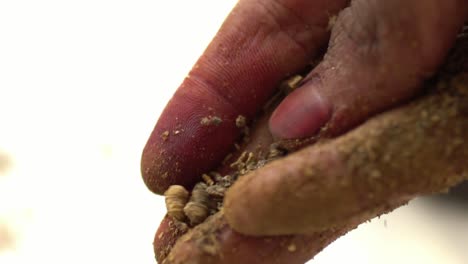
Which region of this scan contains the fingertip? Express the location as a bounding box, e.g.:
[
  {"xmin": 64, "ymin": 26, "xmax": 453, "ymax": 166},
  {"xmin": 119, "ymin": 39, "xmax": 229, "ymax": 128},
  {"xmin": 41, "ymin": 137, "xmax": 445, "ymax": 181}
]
[
  {"xmin": 141, "ymin": 93, "xmax": 240, "ymax": 194},
  {"xmin": 224, "ymin": 165, "xmax": 293, "ymax": 236},
  {"xmin": 224, "ymin": 173, "xmax": 263, "ymax": 235},
  {"xmin": 269, "ymin": 82, "xmax": 332, "ymax": 139}
]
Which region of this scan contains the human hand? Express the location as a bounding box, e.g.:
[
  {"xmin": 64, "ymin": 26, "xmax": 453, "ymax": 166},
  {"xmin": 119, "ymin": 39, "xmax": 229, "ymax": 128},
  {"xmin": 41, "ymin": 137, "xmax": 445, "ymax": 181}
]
[{"xmin": 141, "ymin": 1, "xmax": 468, "ymax": 263}]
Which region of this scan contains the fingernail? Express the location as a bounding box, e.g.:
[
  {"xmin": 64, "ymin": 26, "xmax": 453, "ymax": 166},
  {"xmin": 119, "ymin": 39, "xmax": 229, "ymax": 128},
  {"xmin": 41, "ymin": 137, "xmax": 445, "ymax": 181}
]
[{"xmin": 269, "ymin": 84, "xmax": 331, "ymax": 139}]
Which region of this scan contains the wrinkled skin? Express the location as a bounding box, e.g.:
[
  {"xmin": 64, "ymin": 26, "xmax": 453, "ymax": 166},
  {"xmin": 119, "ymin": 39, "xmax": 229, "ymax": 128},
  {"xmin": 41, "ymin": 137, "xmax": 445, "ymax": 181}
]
[{"xmin": 141, "ymin": 0, "xmax": 468, "ymax": 263}]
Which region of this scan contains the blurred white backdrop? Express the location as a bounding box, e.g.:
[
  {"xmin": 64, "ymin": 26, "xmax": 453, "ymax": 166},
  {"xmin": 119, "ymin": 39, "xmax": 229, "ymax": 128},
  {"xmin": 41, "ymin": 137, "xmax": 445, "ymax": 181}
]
[{"xmin": 0, "ymin": 1, "xmax": 466, "ymax": 264}]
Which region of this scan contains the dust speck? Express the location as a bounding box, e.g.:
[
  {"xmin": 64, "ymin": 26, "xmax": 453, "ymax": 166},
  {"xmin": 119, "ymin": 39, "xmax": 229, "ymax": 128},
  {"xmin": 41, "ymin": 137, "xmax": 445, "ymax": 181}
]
[
  {"xmin": 201, "ymin": 116, "xmax": 222, "ymax": 126},
  {"xmin": 161, "ymin": 131, "xmax": 170, "ymax": 141},
  {"xmin": 328, "ymin": 15, "xmax": 337, "ymax": 31},
  {"xmin": 235, "ymin": 115, "xmax": 246, "ymax": 128}
]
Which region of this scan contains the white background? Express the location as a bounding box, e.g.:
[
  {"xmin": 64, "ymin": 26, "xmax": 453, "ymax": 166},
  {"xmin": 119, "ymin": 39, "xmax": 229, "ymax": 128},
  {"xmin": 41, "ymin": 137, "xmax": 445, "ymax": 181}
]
[{"xmin": 0, "ymin": 1, "xmax": 467, "ymax": 263}]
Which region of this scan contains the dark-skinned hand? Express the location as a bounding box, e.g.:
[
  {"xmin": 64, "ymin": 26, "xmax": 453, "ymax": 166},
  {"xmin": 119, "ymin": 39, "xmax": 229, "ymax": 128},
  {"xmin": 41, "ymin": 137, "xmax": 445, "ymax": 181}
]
[{"xmin": 141, "ymin": 1, "xmax": 468, "ymax": 263}]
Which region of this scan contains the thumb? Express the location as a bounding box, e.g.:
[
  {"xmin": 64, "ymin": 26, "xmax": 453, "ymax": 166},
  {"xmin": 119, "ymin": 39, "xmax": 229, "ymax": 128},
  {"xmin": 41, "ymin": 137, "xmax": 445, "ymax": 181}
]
[
  {"xmin": 224, "ymin": 72, "xmax": 468, "ymax": 235},
  {"xmin": 269, "ymin": 0, "xmax": 466, "ymax": 139}
]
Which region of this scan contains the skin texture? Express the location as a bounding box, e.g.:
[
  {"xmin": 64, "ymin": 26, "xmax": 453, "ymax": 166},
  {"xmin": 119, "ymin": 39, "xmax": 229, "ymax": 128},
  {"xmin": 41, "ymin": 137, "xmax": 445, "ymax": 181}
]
[
  {"xmin": 154, "ymin": 103, "xmax": 352, "ymax": 264},
  {"xmin": 157, "ymin": 213, "xmax": 351, "ymax": 264},
  {"xmin": 226, "ymin": 74, "xmax": 468, "ymax": 235},
  {"xmin": 156, "ymin": 40, "xmax": 468, "ymax": 263},
  {"xmin": 270, "ymin": 0, "xmax": 467, "ymax": 139},
  {"xmin": 141, "ymin": 0, "xmax": 348, "ymax": 194},
  {"xmin": 142, "ymin": 0, "xmax": 467, "ymax": 195},
  {"xmin": 141, "ymin": 0, "xmax": 468, "ymax": 263}
]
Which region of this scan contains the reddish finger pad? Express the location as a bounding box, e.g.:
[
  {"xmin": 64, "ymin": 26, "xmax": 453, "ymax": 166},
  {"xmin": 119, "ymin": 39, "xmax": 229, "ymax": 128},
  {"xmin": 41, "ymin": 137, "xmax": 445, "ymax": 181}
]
[{"xmin": 141, "ymin": 0, "xmax": 348, "ymax": 194}]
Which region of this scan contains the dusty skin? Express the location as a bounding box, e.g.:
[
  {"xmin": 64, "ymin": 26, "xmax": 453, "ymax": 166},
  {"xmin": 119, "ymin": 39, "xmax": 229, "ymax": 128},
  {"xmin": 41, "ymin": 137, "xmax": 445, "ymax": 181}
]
[{"xmin": 152, "ymin": 36, "xmax": 468, "ymax": 264}]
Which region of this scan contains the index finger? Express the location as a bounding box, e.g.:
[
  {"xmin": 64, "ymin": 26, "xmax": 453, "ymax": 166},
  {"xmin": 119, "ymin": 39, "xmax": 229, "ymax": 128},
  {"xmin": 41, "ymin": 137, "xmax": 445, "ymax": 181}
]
[{"xmin": 141, "ymin": 0, "xmax": 348, "ymax": 194}]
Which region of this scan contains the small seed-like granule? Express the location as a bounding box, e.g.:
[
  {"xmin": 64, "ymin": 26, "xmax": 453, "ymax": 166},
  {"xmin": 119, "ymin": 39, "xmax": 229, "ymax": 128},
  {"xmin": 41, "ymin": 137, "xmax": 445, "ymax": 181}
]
[
  {"xmin": 235, "ymin": 115, "xmax": 247, "ymax": 128},
  {"xmin": 202, "ymin": 174, "xmax": 214, "ymax": 186},
  {"xmin": 281, "ymin": 75, "xmax": 303, "ymax": 93},
  {"xmin": 161, "ymin": 131, "xmax": 170, "ymax": 141},
  {"xmin": 245, "ymin": 152, "xmax": 255, "ymax": 165},
  {"xmin": 287, "ymin": 244, "xmax": 297, "ymax": 252},
  {"xmin": 158, "ymin": 231, "xmax": 165, "ymax": 239},
  {"xmin": 230, "ymin": 151, "xmax": 248, "ymax": 170}
]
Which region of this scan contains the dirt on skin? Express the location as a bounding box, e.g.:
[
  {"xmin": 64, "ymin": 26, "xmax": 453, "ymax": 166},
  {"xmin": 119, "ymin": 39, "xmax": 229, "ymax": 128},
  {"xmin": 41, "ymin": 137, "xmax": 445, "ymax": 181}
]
[
  {"xmin": 161, "ymin": 115, "xmax": 288, "ymax": 234},
  {"xmin": 156, "ymin": 31, "xmax": 468, "ymax": 264},
  {"xmin": 155, "ymin": 92, "xmax": 289, "ymax": 263},
  {"xmin": 160, "ymin": 79, "xmax": 300, "ymax": 232},
  {"xmin": 225, "ymin": 73, "xmax": 468, "ymax": 235},
  {"xmin": 200, "ymin": 116, "xmax": 223, "ymax": 126}
]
